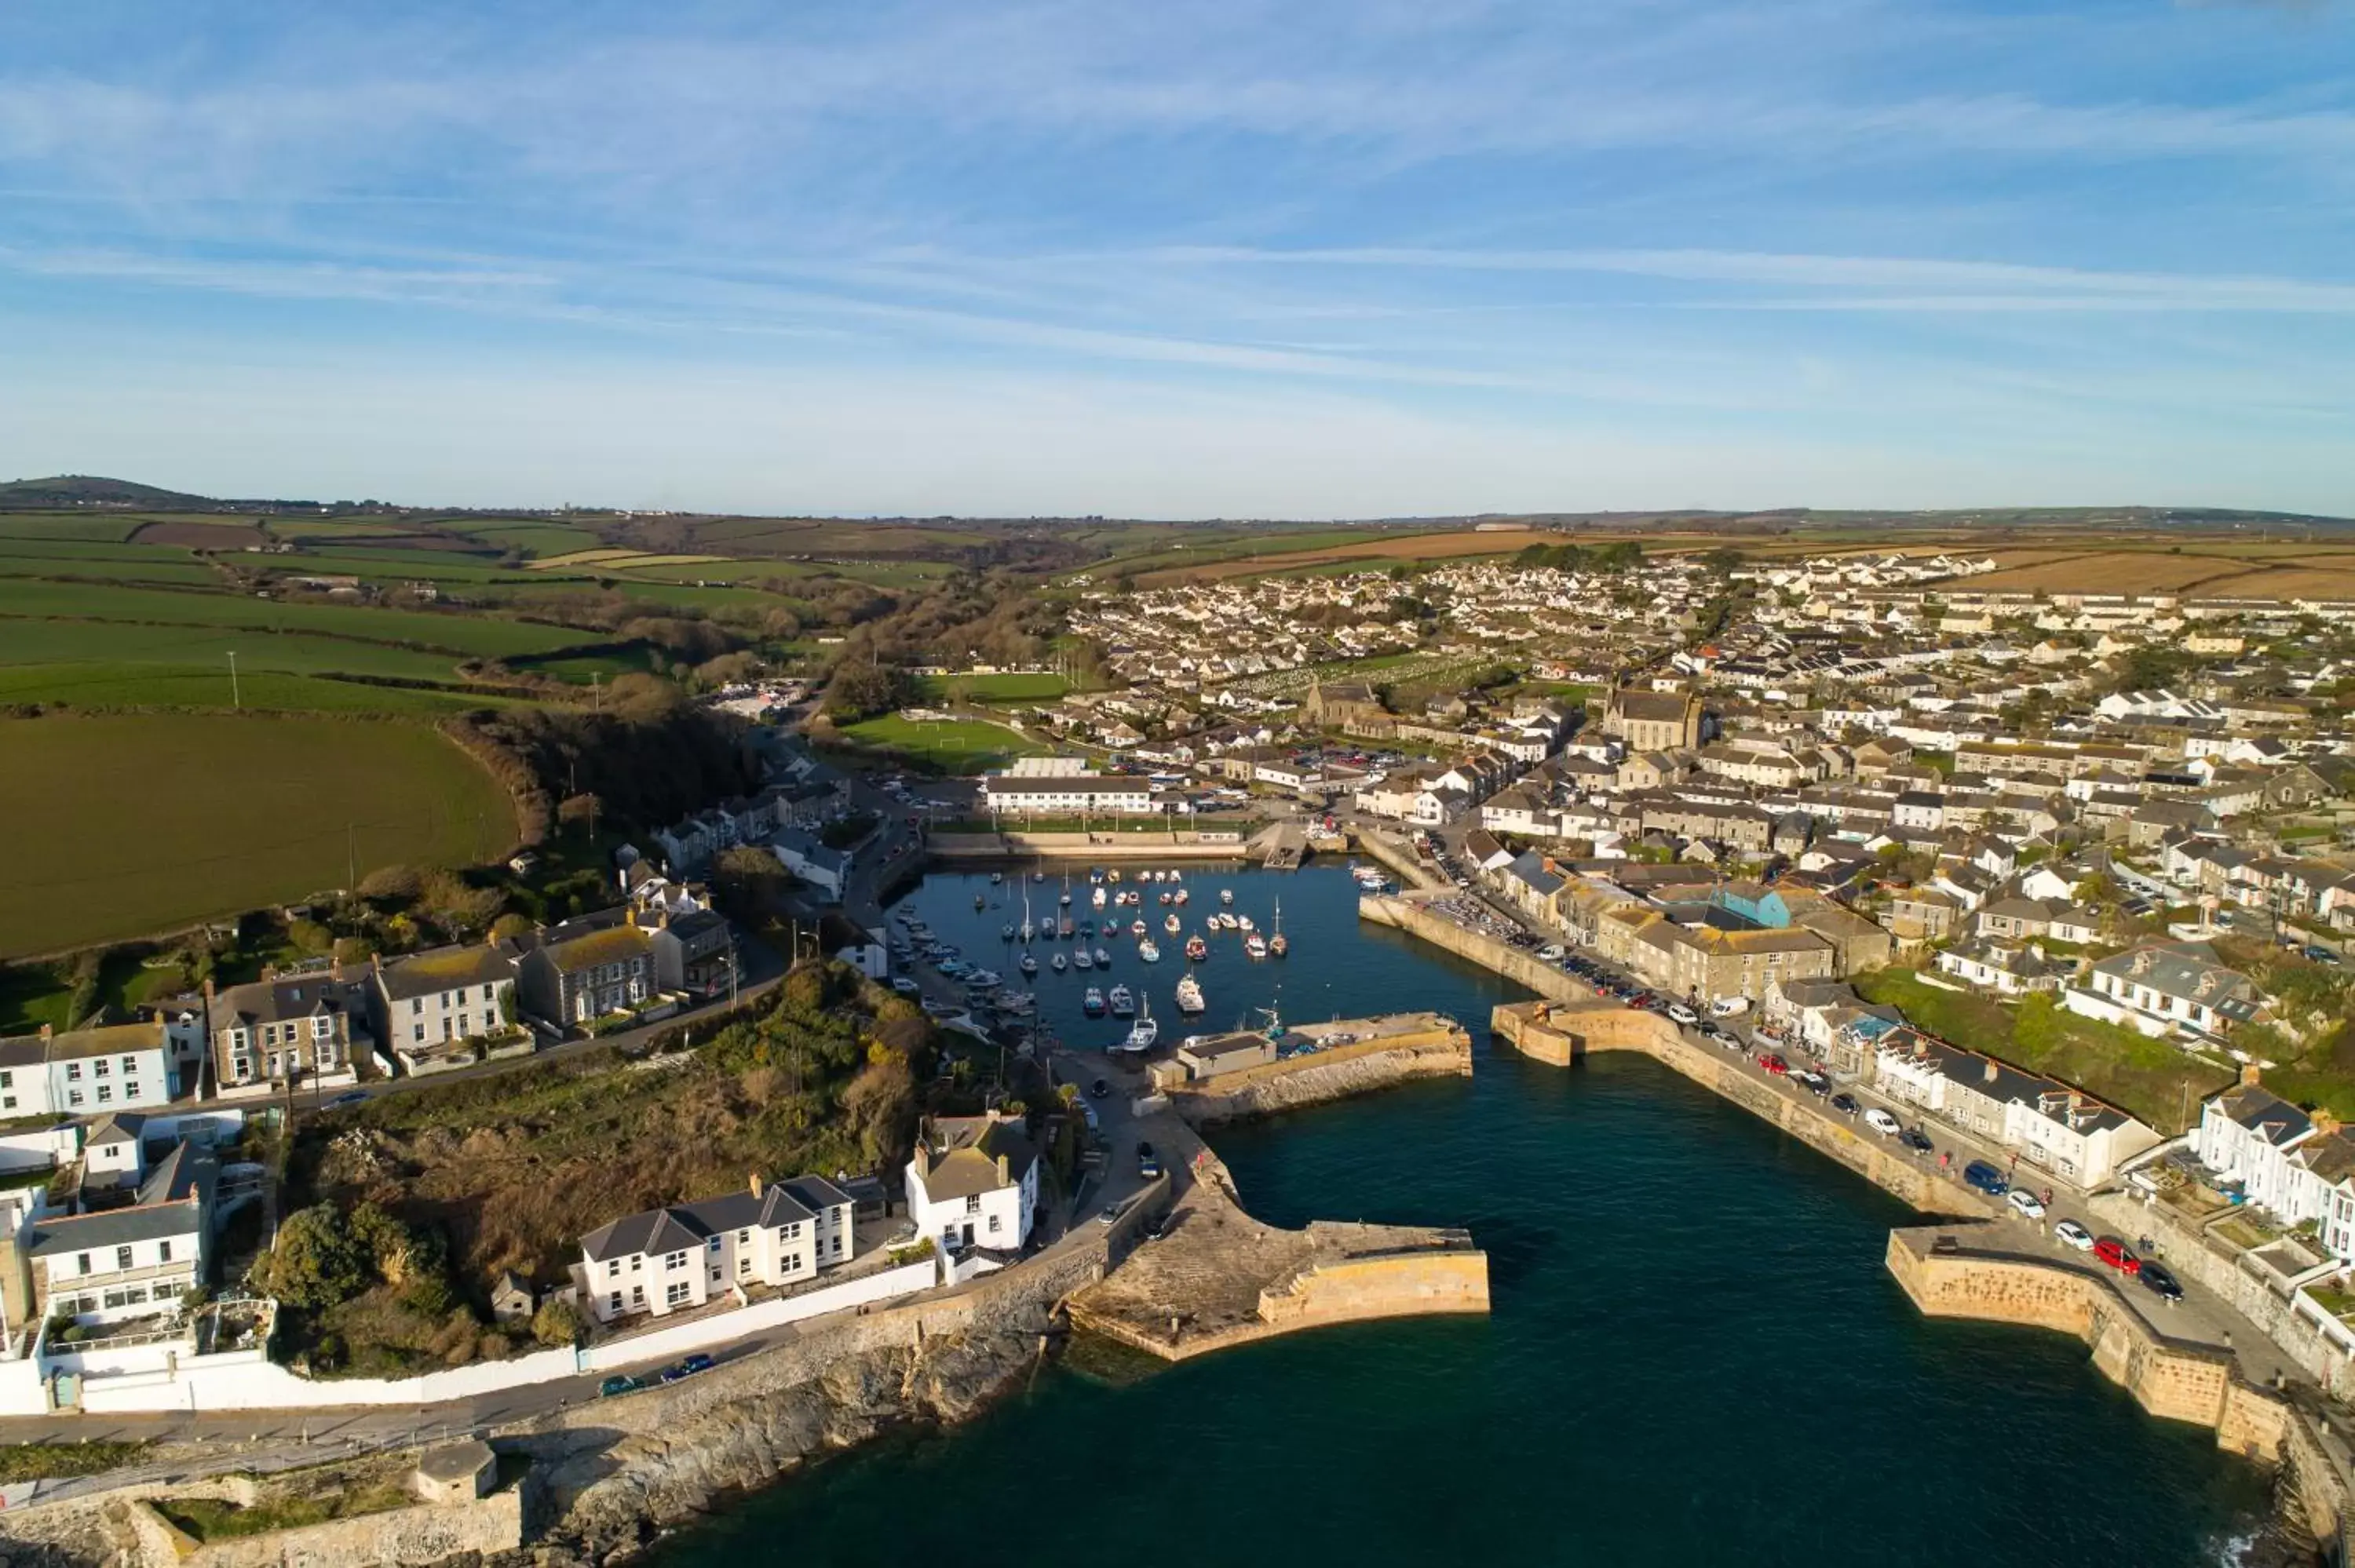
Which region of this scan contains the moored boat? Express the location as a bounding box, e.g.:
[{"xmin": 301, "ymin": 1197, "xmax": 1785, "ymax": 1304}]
[
  {"xmin": 1164, "ymin": 913, "xmax": 1181, "ymax": 934},
  {"xmin": 1093, "ymin": 946, "xmax": 1112, "ymax": 967},
  {"xmin": 1220, "ymin": 888, "xmax": 1235, "ymax": 906},
  {"xmin": 1075, "ymin": 949, "xmax": 1095, "ymax": 970},
  {"xmin": 1122, "ymin": 997, "xmax": 1159, "ymax": 1052},
  {"xmin": 1269, "ymin": 898, "xmax": 1288, "ymax": 958},
  {"xmin": 1174, "ymin": 974, "xmax": 1205, "ymax": 1014},
  {"xmin": 1020, "ymin": 954, "xmax": 1039, "ymax": 976},
  {"xmin": 1139, "ymin": 938, "xmax": 1160, "ymax": 962},
  {"xmin": 1082, "ymin": 986, "xmax": 1105, "ymax": 1016},
  {"xmin": 1052, "ymin": 952, "xmax": 1068, "ymax": 972},
  {"xmin": 1244, "ymin": 932, "xmax": 1269, "ymax": 959},
  {"xmin": 1108, "ymin": 984, "xmax": 1135, "ymax": 1018},
  {"xmin": 1185, "ymin": 934, "xmax": 1208, "ymax": 961}
]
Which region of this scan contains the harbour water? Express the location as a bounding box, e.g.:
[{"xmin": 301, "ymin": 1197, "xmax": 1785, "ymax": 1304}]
[{"xmin": 659, "ymin": 864, "xmax": 2272, "ymax": 1566}]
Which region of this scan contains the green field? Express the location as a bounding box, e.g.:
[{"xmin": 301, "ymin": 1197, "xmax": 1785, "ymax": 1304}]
[
  {"xmin": 0, "ymin": 578, "xmax": 588, "ymax": 659},
  {"xmin": 0, "ymin": 714, "xmax": 517, "ymax": 957},
  {"xmin": 0, "ymin": 622, "xmax": 478, "ymax": 683},
  {"xmin": 456, "ymin": 523, "xmax": 608, "ymax": 556},
  {"xmin": 0, "ymin": 554, "xmax": 221, "ymax": 585},
  {"xmin": 0, "ymin": 515, "xmax": 149, "ymax": 543},
  {"xmin": 915, "ymin": 672, "xmax": 1072, "ymax": 702},
  {"xmin": 0, "ymin": 663, "xmax": 497, "ymax": 714},
  {"xmin": 836, "ymin": 713, "xmax": 1043, "ymax": 774}
]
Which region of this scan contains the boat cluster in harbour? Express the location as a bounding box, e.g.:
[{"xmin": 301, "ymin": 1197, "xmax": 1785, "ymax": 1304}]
[{"xmin": 895, "ymin": 862, "xmax": 1296, "ymax": 1050}]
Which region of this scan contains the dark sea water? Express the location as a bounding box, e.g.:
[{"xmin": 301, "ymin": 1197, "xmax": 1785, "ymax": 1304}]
[{"xmin": 657, "ymin": 863, "xmax": 2270, "ymax": 1568}]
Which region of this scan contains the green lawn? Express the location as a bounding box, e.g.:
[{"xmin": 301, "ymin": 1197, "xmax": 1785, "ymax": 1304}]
[
  {"xmin": 836, "ymin": 713, "xmax": 1045, "ymax": 775},
  {"xmin": 449, "ymin": 522, "xmax": 608, "ymax": 556},
  {"xmin": 0, "ymin": 554, "xmax": 221, "ymax": 585},
  {"xmin": 1853, "ymin": 967, "xmax": 2230, "ymax": 1132},
  {"xmin": 915, "ymin": 672, "xmax": 1072, "ymax": 703},
  {"xmin": 0, "ymin": 515, "xmax": 149, "ymax": 542},
  {"xmin": 0, "ymin": 714, "xmax": 517, "ymax": 957},
  {"xmin": 0, "ymin": 579, "xmax": 590, "ymax": 659},
  {"xmin": 0, "ymin": 622, "xmax": 477, "ymax": 682}
]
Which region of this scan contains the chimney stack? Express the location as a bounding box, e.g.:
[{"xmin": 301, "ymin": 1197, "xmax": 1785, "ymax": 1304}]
[
  {"xmin": 749, "ymin": 1171, "xmax": 763, "ymax": 1198},
  {"xmin": 996, "ymin": 1154, "xmax": 1010, "ymax": 1183},
  {"xmin": 1984, "ymin": 1059, "xmax": 1999, "ymax": 1085},
  {"xmin": 2241, "ymin": 1063, "xmax": 2262, "ymax": 1088}
]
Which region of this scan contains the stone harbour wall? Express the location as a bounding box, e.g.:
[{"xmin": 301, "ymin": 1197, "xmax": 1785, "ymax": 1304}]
[
  {"xmin": 119, "ymin": 1490, "xmax": 525, "ymax": 1568},
  {"xmin": 1256, "ymin": 1246, "xmax": 1491, "ymax": 1335},
  {"xmin": 1172, "ymin": 1031, "xmax": 1473, "ymax": 1125}
]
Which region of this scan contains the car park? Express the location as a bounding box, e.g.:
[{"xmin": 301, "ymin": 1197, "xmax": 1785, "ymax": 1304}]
[
  {"xmin": 1863, "ymin": 1107, "xmax": 1901, "ymax": 1136},
  {"xmin": 2006, "ymin": 1189, "xmax": 2046, "ymax": 1220},
  {"xmin": 2054, "ymin": 1219, "xmax": 2094, "ymax": 1250},
  {"xmin": 2138, "ymin": 1262, "xmax": 2183, "ymax": 1300},
  {"xmin": 2094, "ymin": 1237, "xmax": 2141, "ymax": 1275}
]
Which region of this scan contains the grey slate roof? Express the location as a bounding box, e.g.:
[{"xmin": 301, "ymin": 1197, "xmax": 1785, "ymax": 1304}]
[{"xmin": 579, "ymin": 1176, "xmax": 844, "ymax": 1263}]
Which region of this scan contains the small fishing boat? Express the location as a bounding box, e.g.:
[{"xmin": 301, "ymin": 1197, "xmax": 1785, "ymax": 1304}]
[
  {"xmin": 1164, "ymin": 913, "xmax": 1181, "ymax": 934},
  {"xmin": 1108, "ymin": 985, "xmax": 1135, "ymax": 1018},
  {"xmin": 1059, "ymin": 916, "xmax": 1075, "ymax": 938},
  {"xmin": 1080, "ymin": 919, "xmax": 1096, "ymax": 939},
  {"xmin": 1138, "ymin": 938, "xmax": 1160, "ymax": 962},
  {"xmin": 1169, "ymin": 870, "xmax": 1182, "ymax": 883},
  {"xmin": 1001, "ymin": 923, "xmax": 1015, "ymax": 941},
  {"xmin": 1174, "ymin": 974, "xmax": 1206, "ymax": 1014},
  {"xmin": 1244, "ymin": 932, "xmax": 1269, "ymax": 959},
  {"xmin": 1129, "ymin": 918, "xmax": 1147, "ymax": 937},
  {"xmin": 1031, "ymin": 870, "xmax": 1046, "ymax": 882},
  {"xmin": 1269, "ymin": 899, "xmax": 1288, "ymax": 958},
  {"xmin": 1122, "ymin": 995, "xmax": 1159, "ymax": 1052},
  {"xmin": 1020, "ymin": 954, "xmax": 1039, "ymax": 976},
  {"xmin": 1082, "ymin": 986, "xmax": 1105, "ymax": 1016},
  {"xmin": 1220, "ymin": 888, "xmax": 1235, "ymax": 906},
  {"xmin": 1052, "ymin": 952, "xmax": 1068, "ymax": 972},
  {"xmin": 1237, "ymin": 914, "xmax": 1254, "ymax": 932},
  {"xmin": 1174, "ymin": 888, "xmax": 1189, "ymax": 906},
  {"xmin": 990, "ymin": 872, "xmax": 1003, "ymax": 885},
  {"xmin": 1093, "ymin": 946, "xmax": 1112, "ymax": 967},
  {"xmin": 1159, "ymin": 891, "xmax": 1173, "ymax": 906},
  {"xmin": 974, "ymin": 894, "xmax": 986, "ymax": 910},
  {"xmin": 1091, "ymin": 885, "xmax": 1108, "ymax": 909},
  {"xmin": 1185, "ymin": 934, "xmax": 1208, "ymax": 962},
  {"xmin": 1075, "ymin": 949, "xmax": 1095, "ymax": 971},
  {"xmin": 1089, "ymin": 866, "xmax": 1104, "ymax": 884},
  {"xmin": 1108, "ymin": 868, "xmax": 1123, "ymax": 884}
]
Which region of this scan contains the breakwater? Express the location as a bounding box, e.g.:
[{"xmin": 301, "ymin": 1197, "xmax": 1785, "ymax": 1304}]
[
  {"xmin": 926, "ymin": 830, "xmax": 1255, "ymax": 861},
  {"xmin": 1068, "ymin": 1125, "xmax": 1488, "ymax": 1362},
  {"xmin": 1161, "ymin": 1014, "xmax": 1473, "ymax": 1125},
  {"xmin": 1886, "ymin": 1227, "xmax": 2350, "ymax": 1549}
]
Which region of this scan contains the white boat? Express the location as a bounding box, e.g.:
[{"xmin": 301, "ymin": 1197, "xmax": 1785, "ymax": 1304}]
[
  {"xmin": 1164, "ymin": 913, "xmax": 1181, "ymax": 934},
  {"xmin": 1094, "ymin": 946, "xmax": 1112, "ymax": 966},
  {"xmin": 1001, "ymin": 923, "xmax": 1015, "ymax": 941},
  {"xmin": 1237, "ymin": 914, "xmax": 1254, "ymax": 932},
  {"xmin": 1244, "ymin": 932, "xmax": 1268, "ymax": 959},
  {"xmin": 1108, "ymin": 868, "xmax": 1123, "ymax": 884},
  {"xmin": 1270, "ymin": 899, "xmax": 1288, "ymax": 958},
  {"xmin": 1108, "ymin": 984, "xmax": 1135, "ymax": 1018},
  {"xmin": 1169, "ymin": 870, "xmax": 1182, "ymax": 883},
  {"xmin": 1020, "ymin": 954, "xmax": 1038, "ymax": 976},
  {"xmin": 1159, "ymin": 891, "xmax": 1173, "ymax": 906},
  {"xmin": 1174, "ymin": 888, "xmax": 1189, "ymax": 906},
  {"xmin": 1075, "ymin": 949, "xmax": 1094, "ymax": 970},
  {"xmin": 1174, "ymin": 974, "xmax": 1205, "ymax": 1014},
  {"xmin": 1091, "ymin": 886, "xmax": 1108, "ymax": 909},
  {"xmin": 1122, "ymin": 996, "xmax": 1159, "ymax": 1052},
  {"xmin": 1052, "ymin": 953, "xmax": 1068, "ymax": 972},
  {"xmin": 1220, "ymin": 888, "xmax": 1235, "ymax": 906},
  {"xmin": 1130, "ymin": 919, "xmax": 1147, "ymax": 936},
  {"xmin": 990, "ymin": 871, "xmax": 1002, "ymax": 885},
  {"xmin": 1139, "ymin": 939, "xmax": 1161, "ymax": 962}
]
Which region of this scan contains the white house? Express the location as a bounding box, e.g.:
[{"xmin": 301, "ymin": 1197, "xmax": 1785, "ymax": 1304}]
[
  {"xmin": 24, "ymin": 1135, "xmax": 214, "ymax": 1326},
  {"xmin": 0, "ymin": 1021, "xmax": 177, "ymax": 1118},
  {"xmin": 369, "ymin": 945, "xmax": 519, "ymax": 1070},
  {"xmin": 980, "ymin": 770, "xmax": 1156, "ymax": 816},
  {"xmin": 772, "ymin": 830, "xmax": 850, "ymax": 901},
  {"xmin": 578, "ymin": 1172, "xmax": 856, "ymax": 1325},
  {"xmin": 905, "ymin": 1112, "xmax": 1039, "ymax": 1258},
  {"xmin": 2066, "ymin": 941, "xmax": 2265, "ymax": 1041},
  {"xmin": 2195, "ymin": 1073, "xmax": 2316, "ymax": 1217}
]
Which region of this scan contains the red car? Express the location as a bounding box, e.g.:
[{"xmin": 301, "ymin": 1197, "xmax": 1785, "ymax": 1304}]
[
  {"xmin": 2094, "ymin": 1237, "xmax": 2142, "ymax": 1276},
  {"xmin": 1758, "ymin": 1054, "xmax": 1789, "ymax": 1076}
]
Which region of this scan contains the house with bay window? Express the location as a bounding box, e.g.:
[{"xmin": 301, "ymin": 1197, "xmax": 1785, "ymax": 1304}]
[
  {"xmin": 206, "ymin": 971, "xmax": 366, "ymax": 1095},
  {"xmin": 24, "ymin": 1132, "xmax": 214, "ymax": 1326}
]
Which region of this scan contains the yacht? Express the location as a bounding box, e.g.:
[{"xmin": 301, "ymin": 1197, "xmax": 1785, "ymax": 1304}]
[
  {"xmin": 1185, "ymin": 934, "xmax": 1209, "ymax": 962},
  {"xmin": 1174, "ymin": 974, "xmax": 1206, "ymax": 1015},
  {"xmin": 1108, "ymin": 985, "xmax": 1135, "ymax": 1018},
  {"xmin": 1093, "ymin": 946, "xmax": 1112, "ymax": 967},
  {"xmin": 1052, "ymin": 952, "xmax": 1068, "ymax": 972},
  {"xmin": 1164, "ymin": 913, "xmax": 1181, "ymax": 934},
  {"xmin": 1269, "ymin": 899, "xmax": 1288, "ymax": 959},
  {"xmin": 1244, "ymin": 932, "xmax": 1269, "ymax": 959},
  {"xmin": 1138, "ymin": 938, "xmax": 1161, "ymax": 963},
  {"xmin": 1075, "ymin": 949, "xmax": 1095, "ymax": 971},
  {"xmin": 1019, "ymin": 954, "xmax": 1039, "ymax": 977},
  {"xmin": 1168, "ymin": 870, "xmax": 1183, "ymax": 884},
  {"xmin": 1082, "ymin": 986, "xmax": 1106, "ymax": 1016},
  {"xmin": 1121, "ymin": 995, "xmax": 1159, "ymax": 1052},
  {"xmin": 1020, "ymin": 889, "xmax": 1035, "ymax": 943}
]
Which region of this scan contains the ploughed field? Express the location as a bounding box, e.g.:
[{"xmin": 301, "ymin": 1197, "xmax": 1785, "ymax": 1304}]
[{"xmin": 0, "ymin": 713, "xmax": 515, "ymax": 957}]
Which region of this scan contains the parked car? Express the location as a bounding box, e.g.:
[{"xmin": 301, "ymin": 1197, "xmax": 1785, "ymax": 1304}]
[
  {"xmin": 598, "ymin": 1375, "xmax": 642, "ymax": 1398},
  {"xmin": 1829, "ymin": 1092, "xmax": 1859, "ymax": 1116},
  {"xmin": 2006, "ymin": 1188, "xmax": 2046, "ymax": 1220},
  {"xmin": 325, "ymin": 1090, "xmax": 368, "ymax": 1110},
  {"xmin": 2054, "ymin": 1219, "xmax": 2094, "ymax": 1251},
  {"xmin": 2094, "ymin": 1237, "xmax": 2142, "ymax": 1275},
  {"xmin": 1864, "ymin": 1107, "xmax": 1902, "ymax": 1136},
  {"xmin": 1536, "ymin": 945, "xmax": 1566, "ymax": 963},
  {"xmin": 680, "ymin": 1352, "xmax": 714, "ymax": 1374},
  {"xmin": 1666, "ymin": 1003, "xmax": 1700, "ymax": 1027},
  {"xmin": 890, "ymin": 977, "xmax": 920, "ymax": 996},
  {"xmin": 1963, "ymin": 1160, "xmax": 2010, "ymax": 1197},
  {"xmin": 1758, "ymin": 1054, "xmax": 1789, "ymax": 1076},
  {"xmin": 1097, "ymin": 1205, "xmax": 1120, "ymax": 1227},
  {"xmin": 1899, "ymin": 1127, "xmax": 1934, "ymax": 1153},
  {"xmin": 1090, "ymin": 1078, "xmax": 1110, "ymax": 1099},
  {"xmin": 1137, "ymin": 1141, "xmax": 1161, "ymax": 1179},
  {"xmin": 2138, "ymin": 1261, "xmax": 2184, "ymax": 1300}
]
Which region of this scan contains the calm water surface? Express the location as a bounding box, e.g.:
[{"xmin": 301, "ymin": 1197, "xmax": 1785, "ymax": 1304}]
[{"xmin": 658, "ymin": 864, "xmax": 2268, "ymax": 1567}]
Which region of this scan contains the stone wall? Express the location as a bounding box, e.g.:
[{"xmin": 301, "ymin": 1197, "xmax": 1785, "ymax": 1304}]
[
  {"xmin": 1256, "ymin": 1245, "xmax": 1491, "ymax": 1335},
  {"xmin": 120, "ymin": 1490, "xmax": 524, "ymax": 1568},
  {"xmin": 1492, "ymin": 1000, "xmax": 1987, "ymax": 1219},
  {"xmin": 1172, "ymin": 1032, "xmax": 1473, "ymax": 1125},
  {"xmin": 928, "ymin": 832, "xmax": 1253, "ymax": 861},
  {"xmin": 1352, "ymin": 833, "xmax": 1447, "ymax": 892},
  {"xmin": 1360, "ymin": 894, "xmax": 1579, "ymax": 990}
]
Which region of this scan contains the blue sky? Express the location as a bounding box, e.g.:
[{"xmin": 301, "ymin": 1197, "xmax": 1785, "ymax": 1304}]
[{"xmin": 4, "ymin": 0, "xmax": 2353, "ymax": 516}]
